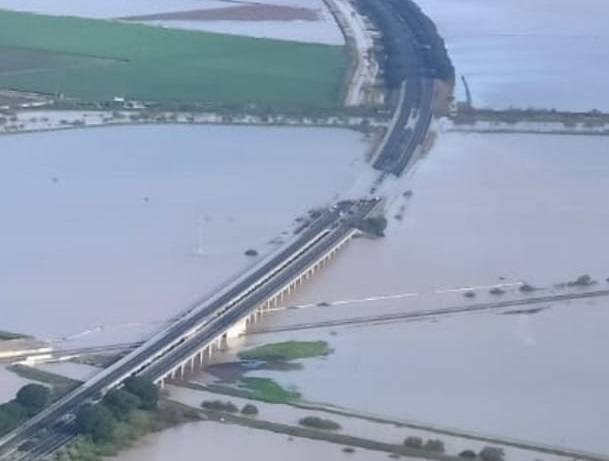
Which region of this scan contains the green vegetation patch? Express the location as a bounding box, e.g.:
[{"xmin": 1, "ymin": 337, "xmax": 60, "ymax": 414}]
[
  {"xmin": 58, "ymin": 402, "xmax": 200, "ymax": 461},
  {"xmin": 0, "ymin": 383, "xmax": 50, "ymax": 437},
  {"xmin": 238, "ymin": 340, "xmax": 330, "ymax": 361},
  {"xmin": 238, "ymin": 377, "xmax": 301, "ymax": 404},
  {"xmin": 0, "ymin": 9, "xmax": 348, "ymax": 109}
]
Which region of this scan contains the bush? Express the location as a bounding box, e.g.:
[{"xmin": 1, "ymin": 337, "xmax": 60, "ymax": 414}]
[
  {"xmin": 567, "ymin": 274, "xmax": 595, "ymax": 287},
  {"xmin": 241, "ymin": 404, "xmax": 259, "ymax": 416},
  {"xmin": 16, "ymin": 384, "xmax": 51, "ymax": 416},
  {"xmin": 424, "ymin": 439, "xmax": 445, "ymax": 453},
  {"xmin": 0, "ymin": 401, "xmax": 28, "ymax": 436},
  {"xmin": 357, "ymin": 216, "xmax": 388, "ymax": 237},
  {"xmin": 459, "ymin": 450, "xmax": 477, "ymax": 459},
  {"xmin": 299, "ymin": 416, "xmax": 341, "ymax": 431},
  {"xmin": 75, "ymin": 404, "xmax": 116, "ymax": 441},
  {"xmin": 479, "ymin": 446, "xmax": 505, "ymax": 461},
  {"xmin": 489, "ymin": 287, "xmax": 506, "ymax": 295},
  {"xmin": 103, "ymin": 389, "xmax": 141, "ymax": 420},
  {"xmin": 124, "ymin": 377, "xmax": 159, "ymax": 410},
  {"xmin": 201, "ymin": 400, "xmax": 239, "ymax": 413},
  {"xmin": 403, "ymin": 436, "xmax": 423, "ymax": 449},
  {"xmin": 519, "ymin": 284, "xmax": 535, "ymax": 293}
]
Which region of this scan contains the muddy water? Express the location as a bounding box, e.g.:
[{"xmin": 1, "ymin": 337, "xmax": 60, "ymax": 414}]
[
  {"xmin": 0, "ymin": 125, "xmax": 367, "ymax": 348},
  {"xmin": 0, "ymin": 365, "xmax": 31, "ymax": 404},
  {"xmin": 414, "ymin": 0, "xmax": 609, "ymax": 111},
  {"xmin": 230, "ymin": 132, "xmax": 609, "ymax": 453},
  {"xmin": 116, "ymin": 420, "xmax": 392, "ymax": 461}
]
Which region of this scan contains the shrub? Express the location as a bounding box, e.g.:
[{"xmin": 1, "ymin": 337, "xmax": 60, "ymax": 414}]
[
  {"xmin": 0, "ymin": 401, "xmax": 28, "ymax": 436},
  {"xmin": 489, "ymin": 287, "xmax": 506, "ymax": 295},
  {"xmin": 201, "ymin": 400, "xmax": 239, "ymax": 413},
  {"xmin": 75, "ymin": 404, "xmax": 116, "ymax": 441},
  {"xmin": 103, "ymin": 389, "xmax": 141, "ymax": 420},
  {"xmin": 241, "ymin": 404, "xmax": 259, "ymax": 416},
  {"xmin": 479, "ymin": 446, "xmax": 505, "ymax": 461},
  {"xmin": 16, "ymin": 384, "xmax": 51, "ymax": 416},
  {"xmin": 519, "ymin": 284, "xmax": 535, "ymax": 293},
  {"xmin": 124, "ymin": 377, "xmax": 159, "ymax": 410},
  {"xmin": 424, "ymin": 439, "xmax": 445, "ymax": 453},
  {"xmin": 459, "ymin": 450, "xmax": 477, "ymax": 459},
  {"xmin": 299, "ymin": 416, "xmax": 341, "ymax": 431},
  {"xmin": 357, "ymin": 216, "xmax": 388, "ymax": 237},
  {"xmin": 403, "ymin": 436, "xmax": 423, "ymax": 449},
  {"xmin": 567, "ymin": 274, "xmax": 595, "ymax": 287}
]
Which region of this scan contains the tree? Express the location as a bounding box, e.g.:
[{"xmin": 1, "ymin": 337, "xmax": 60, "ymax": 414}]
[
  {"xmin": 16, "ymin": 384, "xmax": 51, "ymax": 416},
  {"xmin": 75, "ymin": 404, "xmax": 116, "ymax": 441},
  {"xmin": 479, "ymin": 446, "xmax": 505, "ymax": 461},
  {"xmin": 241, "ymin": 404, "xmax": 259, "ymax": 416},
  {"xmin": 0, "ymin": 401, "xmax": 27, "ymax": 436},
  {"xmin": 103, "ymin": 389, "xmax": 141, "ymax": 420},
  {"xmin": 403, "ymin": 436, "xmax": 423, "ymax": 449},
  {"xmin": 424, "ymin": 439, "xmax": 445, "ymax": 453},
  {"xmin": 123, "ymin": 377, "xmax": 159, "ymax": 410}
]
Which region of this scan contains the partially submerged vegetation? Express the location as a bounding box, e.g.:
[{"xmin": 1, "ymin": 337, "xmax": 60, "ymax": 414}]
[
  {"xmin": 404, "ymin": 436, "xmax": 445, "ymax": 453},
  {"xmin": 355, "ymin": 215, "xmax": 388, "ymax": 237},
  {"xmin": 299, "ymin": 416, "xmax": 341, "ymax": 431},
  {"xmin": 55, "ymin": 377, "xmax": 199, "ymax": 461},
  {"xmin": 452, "ymin": 106, "xmax": 609, "ymax": 127},
  {"xmin": 238, "ymin": 341, "xmax": 330, "ymax": 361},
  {"xmin": 238, "ymin": 377, "xmax": 301, "ymax": 404},
  {"xmin": 566, "ymin": 274, "xmax": 596, "ymax": 288},
  {"xmin": 201, "ymin": 400, "xmax": 239, "ymax": 413}
]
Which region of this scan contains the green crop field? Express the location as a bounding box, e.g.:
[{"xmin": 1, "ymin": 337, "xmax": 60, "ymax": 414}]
[{"xmin": 0, "ymin": 9, "xmax": 348, "ymax": 109}]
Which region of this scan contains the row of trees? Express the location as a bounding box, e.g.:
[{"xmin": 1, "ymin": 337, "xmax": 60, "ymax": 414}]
[
  {"xmin": 0, "ymin": 384, "xmax": 51, "ymax": 436},
  {"xmin": 75, "ymin": 377, "xmax": 159, "ymax": 441},
  {"xmin": 356, "ymin": 0, "xmax": 455, "ymax": 87}
]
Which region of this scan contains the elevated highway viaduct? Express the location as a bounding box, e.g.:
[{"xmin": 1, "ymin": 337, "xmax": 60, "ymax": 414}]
[{"xmin": 0, "ymin": 199, "xmax": 380, "ymax": 460}]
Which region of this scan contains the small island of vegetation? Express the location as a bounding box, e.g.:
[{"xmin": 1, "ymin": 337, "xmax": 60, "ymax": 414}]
[{"xmin": 238, "ymin": 340, "xmax": 330, "ymax": 361}]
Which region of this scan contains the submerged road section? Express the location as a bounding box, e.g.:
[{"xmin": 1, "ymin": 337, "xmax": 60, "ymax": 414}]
[{"xmin": 0, "ymin": 199, "xmax": 380, "ymax": 460}]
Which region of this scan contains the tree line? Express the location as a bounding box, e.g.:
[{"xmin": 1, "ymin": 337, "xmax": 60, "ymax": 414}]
[{"xmin": 356, "ymin": 0, "xmax": 455, "ymax": 88}]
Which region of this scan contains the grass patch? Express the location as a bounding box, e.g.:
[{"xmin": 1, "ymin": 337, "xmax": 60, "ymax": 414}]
[
  {"xmin": 238, "ymin": 377, "xmax": 301, "ymax": 404},
  {"xmin": 0, "ymin": 9, "xmax": 347, "ymax": 109},
  {"xmin": 238, "ymin": 341, "xmax": 330, "ymax": 361}
]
